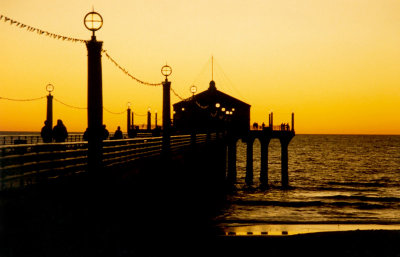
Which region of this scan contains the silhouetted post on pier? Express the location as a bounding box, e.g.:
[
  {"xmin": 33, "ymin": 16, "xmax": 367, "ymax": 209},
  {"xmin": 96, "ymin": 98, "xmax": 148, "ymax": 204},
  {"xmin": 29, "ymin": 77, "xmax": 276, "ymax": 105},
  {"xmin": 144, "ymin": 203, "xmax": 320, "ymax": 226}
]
[
  {"xmin": 155, "ymin": 111, "xmax": 158, "ymax": 128},
  {"xmin": 147, "ymin": 108, "xmax": 151, "ymax": 131},
  {"xmin": 268, "ymin": 113, "xmax": 271, "ymax": 128},
  {"xmin": 292, "ymin": 112, "xmax": 295, "ymax": 132},
  {"xmin": 161, "ymin": 65, "xmax": 172, "ymax": 155},
  {"xmin": 84, "ymin": 11, "xmax": 104, "ymax": 173},
  {"xmin": 127, "ymin": 102, "xmax": 131, "ymax": 134},
  {"xmin": 46, "ymin": 84, "xmax": 54, "ymax": 129},
  {"xmin": 270, "ymin": 112, "xmax": 274, "ymax": 127}
]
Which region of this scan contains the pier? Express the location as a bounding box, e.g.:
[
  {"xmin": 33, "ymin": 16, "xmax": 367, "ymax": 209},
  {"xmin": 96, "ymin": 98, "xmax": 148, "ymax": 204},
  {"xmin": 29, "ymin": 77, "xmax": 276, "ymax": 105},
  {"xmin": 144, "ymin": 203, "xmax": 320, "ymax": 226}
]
[{"xmin": 0, "ymin": 10, "xmax": 297, "ymax": 257}]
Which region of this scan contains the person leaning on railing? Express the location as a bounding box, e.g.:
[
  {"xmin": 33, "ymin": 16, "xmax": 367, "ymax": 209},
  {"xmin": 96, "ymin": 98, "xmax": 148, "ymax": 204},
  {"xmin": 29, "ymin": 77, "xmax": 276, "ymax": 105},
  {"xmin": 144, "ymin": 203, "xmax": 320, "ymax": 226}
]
[
  {"xmin": 41, "ymin": 120, "xmax": 53, "ymax": 143},
  {"xmin": 53, "ymin": 119, "xmax": 68, "ymax": 142}
]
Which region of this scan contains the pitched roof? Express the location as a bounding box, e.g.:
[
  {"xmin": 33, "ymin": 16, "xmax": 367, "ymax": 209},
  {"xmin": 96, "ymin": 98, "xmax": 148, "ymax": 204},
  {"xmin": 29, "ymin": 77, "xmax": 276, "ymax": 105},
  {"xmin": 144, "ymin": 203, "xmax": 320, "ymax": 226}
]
[{"xmin": 173, "ymin": 80, "xmax": 250, "ymax": 107}]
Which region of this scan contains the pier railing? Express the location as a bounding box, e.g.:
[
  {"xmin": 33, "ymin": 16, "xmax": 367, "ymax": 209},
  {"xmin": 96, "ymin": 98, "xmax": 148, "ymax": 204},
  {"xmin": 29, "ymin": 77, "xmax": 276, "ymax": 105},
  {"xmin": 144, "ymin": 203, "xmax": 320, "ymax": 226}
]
[
  {"xmin": 0, "ymin": 133, "xmax": 216, "ymax": 191},
  {"xmin": 0, "ymin": 134, "xmax": 85, "ymax": 145}
]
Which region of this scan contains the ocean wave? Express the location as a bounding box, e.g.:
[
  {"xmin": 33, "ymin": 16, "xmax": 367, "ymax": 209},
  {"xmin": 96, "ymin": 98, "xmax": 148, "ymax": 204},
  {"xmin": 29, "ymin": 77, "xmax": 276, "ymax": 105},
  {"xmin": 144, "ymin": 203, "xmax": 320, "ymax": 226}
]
[
  {"xmin": 233, "ymin": 200, "xmax": 324, "ymax": 207},
  {"xmin": 232, "ymin": 200, "xmax": 391, "ymax": 210},
  {"xmin": 322, "ymin": 195, "xmax": 400, "ymax": 203},
  {"xmin": 327, "ymin": 181, "xmax": 385, "ymax": 188}
]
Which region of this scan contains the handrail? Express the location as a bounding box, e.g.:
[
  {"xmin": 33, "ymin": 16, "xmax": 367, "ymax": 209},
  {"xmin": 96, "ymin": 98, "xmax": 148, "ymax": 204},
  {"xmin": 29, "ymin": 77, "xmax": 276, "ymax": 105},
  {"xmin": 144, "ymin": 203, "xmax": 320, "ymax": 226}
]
[
  {"xmin": 0, "ymin": 134, "xmax": 85, "ymax": 145},
  {"xmin": 0, "ymin": 133, "xmax": 220, "ymax": 191}
]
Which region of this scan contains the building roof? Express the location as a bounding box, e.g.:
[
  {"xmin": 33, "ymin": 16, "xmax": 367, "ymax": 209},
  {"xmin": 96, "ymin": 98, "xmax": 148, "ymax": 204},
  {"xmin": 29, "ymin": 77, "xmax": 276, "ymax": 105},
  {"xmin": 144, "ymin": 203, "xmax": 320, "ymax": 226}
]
[{"xmin": 173, "ymin": 80, "xmax": 250, "ymax": 108}]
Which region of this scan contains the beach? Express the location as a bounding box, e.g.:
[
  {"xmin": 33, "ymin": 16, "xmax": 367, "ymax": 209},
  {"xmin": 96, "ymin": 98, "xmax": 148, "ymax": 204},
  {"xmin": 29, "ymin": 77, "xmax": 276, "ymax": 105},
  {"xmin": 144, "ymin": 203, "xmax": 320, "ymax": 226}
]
[{"xmin": 211, "ymin": 230, "xmax": 400, "ymax": 257}]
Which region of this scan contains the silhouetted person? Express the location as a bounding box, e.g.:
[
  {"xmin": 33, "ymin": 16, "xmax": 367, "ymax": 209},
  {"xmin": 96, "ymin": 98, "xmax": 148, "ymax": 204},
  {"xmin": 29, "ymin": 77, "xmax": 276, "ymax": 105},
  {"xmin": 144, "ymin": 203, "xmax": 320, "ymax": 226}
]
[
  {"xmin": 113, "ymin": 126, "xmax": 123, "ymax": 139},
  {"xmin": 40, "ymin": 120, "xmax": 52, "ymax": 143},
  {"xmin": 103, "ymin": 125, "xmax": 109, "ymax": 140},
  {"xmin": 83, "ymin": 128, "xmax": 89, "ymax": 141},
  {"xmin": 253, "ymin": 122, "xmax": 259, "ymax": 130},
  {"xmin": 262, "ymin": 122, "xmax": 265, "ymax": 129},
  {"xmin": 53, "ymin": 119, "xmax": 68, "ymax": 142}
]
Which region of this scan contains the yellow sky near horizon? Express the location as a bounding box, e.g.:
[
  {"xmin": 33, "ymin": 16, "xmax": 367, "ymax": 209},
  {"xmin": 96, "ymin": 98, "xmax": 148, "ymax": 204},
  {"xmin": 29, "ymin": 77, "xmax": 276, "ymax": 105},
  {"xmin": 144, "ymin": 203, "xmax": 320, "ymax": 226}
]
[{"xmin": 1, "ymin": 0, "xmax": 400, "ymax": 134}]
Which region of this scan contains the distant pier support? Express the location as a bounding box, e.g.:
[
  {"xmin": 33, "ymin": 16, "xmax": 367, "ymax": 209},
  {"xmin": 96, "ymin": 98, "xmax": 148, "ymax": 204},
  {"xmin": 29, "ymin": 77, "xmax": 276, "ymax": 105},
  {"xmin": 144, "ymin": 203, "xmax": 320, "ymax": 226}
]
[
  {"xmin": 260, "ymin": 138, "xmax": 270, "ymax": 187},
  {"xmin": 225, "ymin": 126, "xmax": 294, "ymax": 188},
  {"xmin": 227, "ymin": 139, "xmax": 237, "ymax": 184},
  {"xmin": 279, "ymin": 136, "xmax": 293, "ymax": 188},
  {"xmin": 245, "ymin": 137, "xmax": 254, "ymax": 186}
]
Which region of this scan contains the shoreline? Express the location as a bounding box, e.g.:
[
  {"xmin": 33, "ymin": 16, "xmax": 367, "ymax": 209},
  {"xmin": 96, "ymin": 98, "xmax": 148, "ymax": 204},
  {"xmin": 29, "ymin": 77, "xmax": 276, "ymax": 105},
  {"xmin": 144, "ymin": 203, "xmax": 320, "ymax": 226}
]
[
  {"xmin": 218, "ymin": 223, "xmax": 400, "ymax": 236},
  {"xmin": 211, "ymin": 229, "xmax": 400, "ymax": 257}
]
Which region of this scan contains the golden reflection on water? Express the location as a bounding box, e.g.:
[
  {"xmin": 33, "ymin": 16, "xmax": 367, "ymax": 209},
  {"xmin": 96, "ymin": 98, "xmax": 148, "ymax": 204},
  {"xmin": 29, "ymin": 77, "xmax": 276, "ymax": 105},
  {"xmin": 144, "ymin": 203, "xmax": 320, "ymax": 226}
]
[{"xmin": 223, "ymin": 224, "xmax": 400, "ymax": 236}]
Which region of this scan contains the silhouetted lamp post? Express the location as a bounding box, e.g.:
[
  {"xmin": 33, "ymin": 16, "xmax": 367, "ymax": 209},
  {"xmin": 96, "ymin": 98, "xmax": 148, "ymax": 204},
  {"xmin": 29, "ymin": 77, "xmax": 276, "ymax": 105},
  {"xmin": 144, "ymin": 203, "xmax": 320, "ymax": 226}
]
[
  {"xmin": 155, "ymin": 111, "xmax": 158, "ymax": 128},
  {"xmin": 84, "ymin": 11, "xmax": 104, "ymax": 173},
  {"xmin": 190, "ymin": 85, "xmax": 197, "ymax": 98},
  {"xmin": 127, "ymin": 102, "xmax": 131, "ymax": 134},
  {"xmin": 147, "ymin": 108, "xmax": 151, "ymax": 130},
  {"xmin": 46, "ymin": 83, "xmax": 54, "ymax": 129},
  {"xmin": 161, "ymin": 65, "xmax": 172, "ymax": 155}
]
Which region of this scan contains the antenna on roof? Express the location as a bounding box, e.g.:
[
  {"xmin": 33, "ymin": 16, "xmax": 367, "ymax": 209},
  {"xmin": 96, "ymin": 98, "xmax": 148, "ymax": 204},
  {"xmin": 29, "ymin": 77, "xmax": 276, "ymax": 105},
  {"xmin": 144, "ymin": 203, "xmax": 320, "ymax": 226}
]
[{"xmin": 211, "ymin": 55, "xmax": 214, "ymax": 81}]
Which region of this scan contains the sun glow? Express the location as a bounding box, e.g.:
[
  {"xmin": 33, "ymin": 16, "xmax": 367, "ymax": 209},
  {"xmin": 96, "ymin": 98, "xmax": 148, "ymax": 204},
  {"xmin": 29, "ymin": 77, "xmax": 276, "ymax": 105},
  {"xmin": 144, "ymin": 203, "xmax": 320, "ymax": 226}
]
[{"xmin": 1, "ymin": 0, "xmax": 400, "ymax": 134}]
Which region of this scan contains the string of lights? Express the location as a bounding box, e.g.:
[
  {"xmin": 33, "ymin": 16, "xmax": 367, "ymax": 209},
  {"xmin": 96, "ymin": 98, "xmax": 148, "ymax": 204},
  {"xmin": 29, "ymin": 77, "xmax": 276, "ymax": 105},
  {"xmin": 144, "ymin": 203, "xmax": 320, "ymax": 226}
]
[
  {"xmin": 54, "ymin": 98, "xmax": 86, "ymax": 110},
  {"xmin": 0, "ymin": 96, "xmax": 46, "ymax": 101},
  {"xmin": 101, "ymin": 50, "xmax": 162, "ymax": 87},
  {"xmin": 103, "ymin": 107, "xmax": 126, "ymax": 115},
  {"xmin": 170, "ymin": 87, "xmax": 187, "ymax": 101},
  {"xmin": 195, "ymin": 101, "xmax": 209, "ymax": 109}
]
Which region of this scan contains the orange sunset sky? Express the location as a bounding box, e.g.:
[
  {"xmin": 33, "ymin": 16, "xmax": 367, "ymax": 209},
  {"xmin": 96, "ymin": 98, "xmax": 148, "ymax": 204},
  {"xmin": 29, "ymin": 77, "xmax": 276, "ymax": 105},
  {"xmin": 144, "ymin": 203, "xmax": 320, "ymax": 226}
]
[{"xmin": 1, "ymin": 0, "xmax": 400, "ymax": 134}]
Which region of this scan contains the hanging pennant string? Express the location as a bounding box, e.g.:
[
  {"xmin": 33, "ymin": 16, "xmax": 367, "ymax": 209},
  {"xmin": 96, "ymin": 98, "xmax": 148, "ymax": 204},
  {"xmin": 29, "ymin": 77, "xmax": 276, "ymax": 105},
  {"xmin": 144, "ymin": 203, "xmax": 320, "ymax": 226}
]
[
  {"xmin": 103, "ymin": 107, "xmax": 126, "ymax": 115},
  {"xmin": 1, "ymin": 14, "xmax": 192, "ymax": 97},
  {"xmin": 0, "ymin": 14, "xmax": 161, "ymax": 87},
  {"xmin": 101, "ymin": 49, "xmax": 162, "ymax": 87},
  {"xmin": 0, "ymin": 95, "xmax": 46, "ymax": 101},
  {"xmin": 0, "ymin": 14, "xmax": 86, "ymax": 43}
]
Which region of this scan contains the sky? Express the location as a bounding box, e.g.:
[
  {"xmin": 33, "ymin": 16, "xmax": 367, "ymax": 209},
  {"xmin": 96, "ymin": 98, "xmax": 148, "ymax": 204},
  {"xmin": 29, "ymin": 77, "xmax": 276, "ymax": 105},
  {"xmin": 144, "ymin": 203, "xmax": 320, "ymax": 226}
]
[{"xmin": 1, "ymin": 0, "xmax": 400, "ymax": 134}]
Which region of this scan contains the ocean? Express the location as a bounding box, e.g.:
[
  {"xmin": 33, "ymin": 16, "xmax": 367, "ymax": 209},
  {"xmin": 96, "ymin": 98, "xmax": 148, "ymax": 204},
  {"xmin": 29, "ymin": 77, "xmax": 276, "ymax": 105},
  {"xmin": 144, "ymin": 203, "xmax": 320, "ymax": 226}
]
[
  {"xmin": 216, "ymin": 134, "xmax": 400, "ymax": 235},
  {"xmin": 1, "ymin": 132, "xmax": 400, "ymax": 236}
]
